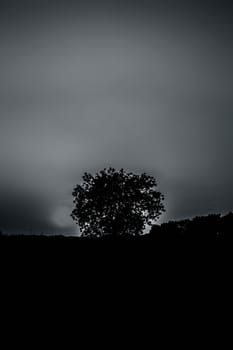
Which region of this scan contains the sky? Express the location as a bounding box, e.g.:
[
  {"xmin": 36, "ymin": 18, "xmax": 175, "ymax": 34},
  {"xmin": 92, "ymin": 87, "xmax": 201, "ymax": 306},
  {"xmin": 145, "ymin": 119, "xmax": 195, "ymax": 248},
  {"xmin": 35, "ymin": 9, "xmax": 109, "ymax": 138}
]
[{"xmin": 0, "ymin": 0, "xmax": 233, "ymax": 235}]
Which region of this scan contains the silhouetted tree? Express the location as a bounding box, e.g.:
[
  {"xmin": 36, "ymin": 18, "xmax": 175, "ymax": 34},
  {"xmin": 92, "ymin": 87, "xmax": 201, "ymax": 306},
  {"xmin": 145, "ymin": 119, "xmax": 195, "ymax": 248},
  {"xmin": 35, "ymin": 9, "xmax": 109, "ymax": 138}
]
[{"xmin": 71, "ymin": 167, "xmax": 165, "ymax": 237}]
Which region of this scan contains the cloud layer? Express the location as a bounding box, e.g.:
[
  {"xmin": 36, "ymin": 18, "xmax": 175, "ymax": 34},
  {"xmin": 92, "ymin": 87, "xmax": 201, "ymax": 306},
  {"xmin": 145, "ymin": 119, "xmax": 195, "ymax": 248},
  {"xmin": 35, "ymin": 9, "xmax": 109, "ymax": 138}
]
[{"xmin": 1, "ymin": 1, "xmax": 233, "ymax": 233}]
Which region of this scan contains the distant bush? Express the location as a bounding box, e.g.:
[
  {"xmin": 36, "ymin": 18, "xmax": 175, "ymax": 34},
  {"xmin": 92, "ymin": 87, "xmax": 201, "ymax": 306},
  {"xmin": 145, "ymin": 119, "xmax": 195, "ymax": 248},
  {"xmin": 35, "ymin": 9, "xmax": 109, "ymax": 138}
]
[{"xmin": 150, "ymin": 212, "xmax": 233, "ymax": 242}]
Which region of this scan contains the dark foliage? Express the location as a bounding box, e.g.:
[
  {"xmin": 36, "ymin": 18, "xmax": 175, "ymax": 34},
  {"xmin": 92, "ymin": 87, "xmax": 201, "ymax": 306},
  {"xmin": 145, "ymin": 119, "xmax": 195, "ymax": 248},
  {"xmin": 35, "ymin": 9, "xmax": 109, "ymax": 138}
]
[
  {"xmin": 149, "ymin": 212, "xmax": 233, "ymax": 242},
  {"xmin": 71, "ymin": 167, "xmax": 165, "ymax": 237}
]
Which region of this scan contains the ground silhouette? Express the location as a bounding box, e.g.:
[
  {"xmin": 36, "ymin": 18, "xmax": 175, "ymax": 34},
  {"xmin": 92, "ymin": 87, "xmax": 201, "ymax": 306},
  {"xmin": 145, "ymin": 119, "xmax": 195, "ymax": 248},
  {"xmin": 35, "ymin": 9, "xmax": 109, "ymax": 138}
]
[
  {"xmin": 1, "ymin": 212, "xmax": 232, "ymax": 279},
  {"xmin": 1, "ymin": 211, "xmax": 232, "ymax": 243}
]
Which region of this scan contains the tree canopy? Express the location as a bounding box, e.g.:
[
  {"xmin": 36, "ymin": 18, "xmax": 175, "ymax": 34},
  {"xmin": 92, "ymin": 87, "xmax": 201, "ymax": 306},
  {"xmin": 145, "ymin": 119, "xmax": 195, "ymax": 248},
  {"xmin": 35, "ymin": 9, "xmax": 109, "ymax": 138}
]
[{"xmin": 71, "ymin": 167, "xmax": 165, "ymax": 237}]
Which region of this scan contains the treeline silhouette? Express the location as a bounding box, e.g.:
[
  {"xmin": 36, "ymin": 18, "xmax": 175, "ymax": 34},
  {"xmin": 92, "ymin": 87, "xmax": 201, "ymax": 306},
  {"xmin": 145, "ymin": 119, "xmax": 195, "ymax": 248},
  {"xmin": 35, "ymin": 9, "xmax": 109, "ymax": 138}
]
[
  {"xmin": 1, "ymin": 212, "xmax": 232, "ymax": 243},
  {"xmin": 149, "ymin": 212, "xmax": 233, "ymax": 243}
]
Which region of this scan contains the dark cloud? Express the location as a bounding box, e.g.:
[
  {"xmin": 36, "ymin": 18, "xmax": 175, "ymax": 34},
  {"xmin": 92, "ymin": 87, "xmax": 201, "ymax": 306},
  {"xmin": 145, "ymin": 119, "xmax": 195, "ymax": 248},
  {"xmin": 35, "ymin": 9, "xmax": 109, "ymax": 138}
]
[
  {"xmin": 0, "ymin": 0, "xmax": 233, "ymax": 233},
  {"xmin": 1, "ymin": 1, "xmax": 233, "ymax": 19},
  {"xmin": 0, "ymin": 190, "xmax": 54, "ymax": 234}
]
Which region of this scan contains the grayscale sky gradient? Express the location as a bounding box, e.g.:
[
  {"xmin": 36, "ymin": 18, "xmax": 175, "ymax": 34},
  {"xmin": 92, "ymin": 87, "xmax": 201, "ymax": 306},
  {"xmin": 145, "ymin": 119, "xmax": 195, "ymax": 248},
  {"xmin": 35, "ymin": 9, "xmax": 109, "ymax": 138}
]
[{"xmin": 0, "ymin": 1, "xmax": 233, "ymax": 234}]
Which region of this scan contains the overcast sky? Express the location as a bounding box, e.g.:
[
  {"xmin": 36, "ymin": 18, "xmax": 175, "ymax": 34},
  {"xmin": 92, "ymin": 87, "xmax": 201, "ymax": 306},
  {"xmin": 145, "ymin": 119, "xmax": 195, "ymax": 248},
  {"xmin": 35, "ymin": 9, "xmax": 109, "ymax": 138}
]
[{"xmin": 0, "ymin": 1, "xmax": 233, "ymax": 234}]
